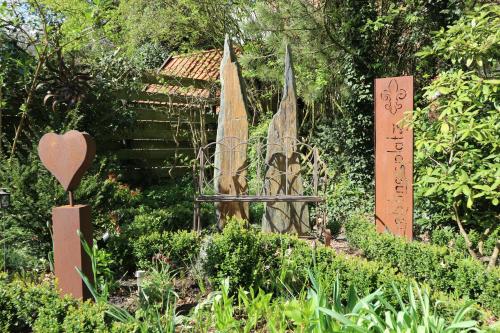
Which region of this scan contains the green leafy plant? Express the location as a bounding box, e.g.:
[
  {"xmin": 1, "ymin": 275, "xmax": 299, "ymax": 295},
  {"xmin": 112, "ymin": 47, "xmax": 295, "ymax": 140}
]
[
  {"xmin": 414, "ymin": 4, "xmax": 499, "ymax": 269},
  {"xmin": 133, "ymin": 230, "xmax": 201, "ymax": 269},
  {"xmin": 61, "ymin": 301, "xmax": 109, "ymax": 333}
]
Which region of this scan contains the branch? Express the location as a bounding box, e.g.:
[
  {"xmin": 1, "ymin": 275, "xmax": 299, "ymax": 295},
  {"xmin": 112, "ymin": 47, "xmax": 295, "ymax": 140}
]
[
  {"xmin": 487, "ymin": 240, "xmax": 499, "ymax": 271},
  {"xmin": 452, "ymin": 202, "xmax": 478, "ymax": 260}
]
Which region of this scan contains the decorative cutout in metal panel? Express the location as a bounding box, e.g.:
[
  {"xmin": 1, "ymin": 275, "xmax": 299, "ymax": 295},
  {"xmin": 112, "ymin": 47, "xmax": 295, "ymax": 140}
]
[{"xmin": 375, "ymin": 76, "xmax": 413, "ymax": 240}]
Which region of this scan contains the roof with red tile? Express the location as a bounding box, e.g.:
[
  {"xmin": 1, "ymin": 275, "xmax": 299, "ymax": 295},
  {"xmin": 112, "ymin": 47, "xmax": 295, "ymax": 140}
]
[
  {"xmin": 140, "ymin": 49, "xmax": 222, "ymax": 105},
  {"xmin": 159, "ymin": 49, "xmax": 222, "ymax": 82}
]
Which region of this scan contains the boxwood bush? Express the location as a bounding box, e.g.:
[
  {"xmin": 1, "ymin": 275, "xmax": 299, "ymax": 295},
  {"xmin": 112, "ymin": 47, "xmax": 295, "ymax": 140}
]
[
  {"xmin": 133, "ymin": 230, "xmax": 201, "ymax": 269},
  {"xmin": 133, "ymin": 219, "xmax": 493, "ymax": 318},
  {"xmin": 197, "ymin": 220, "xmax": 489, "ymax": 319},
  {"xmin": 345, "ymin": 216, "xmax": 500, "ymax": 316}
]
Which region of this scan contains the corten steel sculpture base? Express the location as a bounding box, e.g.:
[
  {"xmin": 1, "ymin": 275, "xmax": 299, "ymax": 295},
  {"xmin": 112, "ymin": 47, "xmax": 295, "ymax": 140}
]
[
  {"xmin": 38, "ymin": 130, "xmax": 96, "ymax": 300},
  {"xmin": 52, "ymin": 205, "xmax": 93, "ymax": 299},
  {"xmin": 375, "ymin": 76, "xmax": 413, "ymax": 240}
]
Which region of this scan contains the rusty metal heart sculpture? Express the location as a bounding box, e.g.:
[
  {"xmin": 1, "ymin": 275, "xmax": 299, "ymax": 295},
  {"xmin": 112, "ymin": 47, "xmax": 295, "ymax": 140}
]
[{"xmin": 38, "ymin": 130, "xmax": 96, "ymax": 191}]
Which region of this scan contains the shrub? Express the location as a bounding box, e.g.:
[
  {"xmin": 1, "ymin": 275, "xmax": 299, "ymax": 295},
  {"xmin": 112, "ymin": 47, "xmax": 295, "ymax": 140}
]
[
  {"xmin": 0, "ymin": 273, "xmax": 16, "ymax": 333},
  {"xmin": 345, "ymin": 216, "xmax": 500, "ymax": 315},
  {"xmin": 127, "ymin": 207, "xmax": 192, "ymax": 236},
  {"xmin": 61, "ymin": 301, "xmax": 109, "ymax": 333},
  {"xmin": 199, "ymin": 219, "xmax": 488, "ymax": 321},
  {"xmin": 203, "ymin": 219, "xmax": 264, "ymax": 290},
  {"xmin": 0, "ymin": 274, "xmax": 67, "ymax": 332},
  {"xmin": 413, "ymin": 4, "xmax": 500, "ymax": 266},
  {"xmin": 133, "ymin": 230, "xmax": 201, "ymax": 269},
  {"xmin": 8, "ymin": 278, "xmax": 62, "ymax": 330},
  {"xmin": 33, "ymin": 296, "xmax": 77, "ymax": 333}
]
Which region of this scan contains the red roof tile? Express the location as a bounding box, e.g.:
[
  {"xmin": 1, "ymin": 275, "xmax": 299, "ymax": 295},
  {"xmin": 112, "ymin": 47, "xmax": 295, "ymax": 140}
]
[
  {"xmin": 159, "ymin": 49, "xmax": 222, "ymax": 82},
  {"xmin": 138, "ymin": 49, "xmax": 223, "ymax": 105}
]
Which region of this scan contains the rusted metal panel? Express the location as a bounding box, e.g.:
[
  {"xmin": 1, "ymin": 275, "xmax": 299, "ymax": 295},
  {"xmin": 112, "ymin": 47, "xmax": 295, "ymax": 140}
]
[
  {"xmin": 196, "ymin": 195, "xmax": 324, "ymax": 202},
  {"xmin": 38, "ymin": 130, "xmax": 96, "ymax": 300},
  {"xmin": 52, "ymin": 205, "xmax": 93, "ymax": 300},
  {"xmin": 38, "ymin": 130, "xmax": 96, "ymax": 192},
  {"xmin": 262, "ymin": 46, "xmax": 310, "ymax": 235},
  {"xmin": 214, "ymin": 36, "xmax": 249, "ymax": 226},
  {"xmin": 375, "ymin": 76, "xmax": 413, "ymax": 240}
]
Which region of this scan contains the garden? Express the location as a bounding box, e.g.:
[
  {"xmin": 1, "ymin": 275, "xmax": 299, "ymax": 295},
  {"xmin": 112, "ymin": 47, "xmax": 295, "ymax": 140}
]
[{"xmin": 0, "ymin": 1, "xmax": 499, "ymax": 332}]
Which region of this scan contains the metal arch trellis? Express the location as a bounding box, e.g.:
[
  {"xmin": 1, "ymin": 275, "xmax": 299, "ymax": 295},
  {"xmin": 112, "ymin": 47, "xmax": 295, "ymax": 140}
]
[{"xmin": 193, "ymin": 136, "xmax": 329, "ymax": 233}]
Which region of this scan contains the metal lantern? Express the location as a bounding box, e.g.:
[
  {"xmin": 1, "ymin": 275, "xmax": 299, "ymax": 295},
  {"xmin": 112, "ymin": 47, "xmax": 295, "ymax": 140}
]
[{"xmin": 0, "ymin": 188, "xmax": 10, "ymax": 209}]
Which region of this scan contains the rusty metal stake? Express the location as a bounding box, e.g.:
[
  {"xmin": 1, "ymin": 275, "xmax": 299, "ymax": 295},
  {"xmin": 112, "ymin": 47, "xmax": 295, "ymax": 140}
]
[{"xmin": 68, "ymin": 191, "xmax": 74, "ymax": 206}]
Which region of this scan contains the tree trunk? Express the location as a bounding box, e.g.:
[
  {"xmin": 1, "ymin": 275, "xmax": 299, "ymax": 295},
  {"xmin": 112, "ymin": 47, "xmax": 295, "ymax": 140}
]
[{"xmin": 487, "ymin": 240, "xmax": 499, "ymax": 271}]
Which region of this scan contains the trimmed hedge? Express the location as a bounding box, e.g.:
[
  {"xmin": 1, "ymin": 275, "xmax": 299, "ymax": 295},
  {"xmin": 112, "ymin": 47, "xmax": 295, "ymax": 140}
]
[
  {"xmin": 133, "ymin": 230, "xmax": 201, "ymax": 269},
  {"xmin": 345, "ymin": 216, "xmax": 500, "ymax": 316},
  {"xmin": 134, "ymin": 220, "xmax": 488, "ymax": 320},
  {"xmin": 0, "ymin": 274, "xmax": 113, "ymax": 333},
  {"xmin": 199, "ymin": 221, "xmax": 484, "ymax": 320}
]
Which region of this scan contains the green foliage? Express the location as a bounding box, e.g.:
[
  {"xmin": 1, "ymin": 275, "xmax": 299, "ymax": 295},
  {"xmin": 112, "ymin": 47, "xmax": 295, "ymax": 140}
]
[
  {"xmin": 128, "ymin": 206, "xmax": 192, "ymax": 236},
  {"xmin": 312, "ymin": 115, "xmax": 374, "ymax": 232},
  {"xmin": 0, "ymin": 274, "xmax": 65, "ymax": 332},
  {"xmin": 417, "ymin": 4, "xmax": 499, "ymax": 73},
  {"xmin": 345, "ymin": 216, "xmax": 500, "ymax": 315},
  {"xmin": 414, "ymin": 71, "xmax": 499, "ymax": 220},
  {"xmin": 413, "ymin": 4, "xmax": 499, "ymax": 264},
  {"xmin": 0, "ymin": 273, "xmax": 16, "ymax": 332},
  {"xmin": 191, "ymin": 271, "xmax": 481, "ymax": 332},
  {"xmin": 33, "ymin": 295, "xmax": 77, "ymax": 333},
  {"xmin": 432, "ymin": 227, "xmax": 499, "ymax": 258},
  {"xmin": 133, "ymin": 230, "xmax": 201, "ymax": 269},
  {"xmin": 140, "ymin": 263, "xmax": 177, "ymax": 313},
  {"xmin": 61, "ymin": 301, "xmax": 109, "ymax": 333},
  {"xmin": 198, "ymin": 219, "xmax": 491, "ymax": 319},
  {"xmin": 115, "ymin": 0, "xmax": 246, "ymax": 53},
  {"xmin": 203, "ymin": 219, "xmax": 264, "ymax": 290}
]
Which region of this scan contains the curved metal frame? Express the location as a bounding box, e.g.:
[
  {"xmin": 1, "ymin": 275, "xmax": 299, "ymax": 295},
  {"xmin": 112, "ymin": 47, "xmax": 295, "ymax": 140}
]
[{"xmin": 193, "ymin": 136, "xmax": 328, "ymax": 233}]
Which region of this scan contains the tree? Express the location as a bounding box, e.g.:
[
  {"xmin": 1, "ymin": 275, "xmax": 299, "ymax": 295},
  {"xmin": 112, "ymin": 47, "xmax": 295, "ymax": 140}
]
[{"xmin": 414, "ymin": 4, "xmax": 499, "ymax": 269}]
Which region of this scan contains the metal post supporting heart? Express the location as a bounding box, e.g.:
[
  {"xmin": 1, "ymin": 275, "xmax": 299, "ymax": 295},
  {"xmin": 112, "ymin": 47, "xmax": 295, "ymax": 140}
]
[{"xmin": 38, "ymin": 130, "xmax": 96, "ymax": 300}]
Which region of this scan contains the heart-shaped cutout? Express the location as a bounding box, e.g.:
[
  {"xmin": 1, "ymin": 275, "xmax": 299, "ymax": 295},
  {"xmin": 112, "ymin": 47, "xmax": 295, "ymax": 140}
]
[{"xmin": 38, "ymin": 130, "xmax": 96, "ymax": 191}]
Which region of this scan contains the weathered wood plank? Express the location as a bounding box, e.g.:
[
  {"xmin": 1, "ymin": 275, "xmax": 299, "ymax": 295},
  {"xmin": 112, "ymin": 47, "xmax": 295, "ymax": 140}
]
[
  {"xmin": 121, "ymin": 166, "xmax": 192, "ymax": 179},
  {"xmin": 214, "ymin": 36, "xmax": 250, "ymax": 227},
  {"xmin": 114, "ymin": 128, "xmax": 217, "ymax": 140},
  {"xmin": 119, "ymin": 158, "xmax": 190, "ymax": 167},
  {"xmin": 123, "ymin": 90, "xmax": 218, "ymax": 105},
  {"xmin": 99, "ymin": 139, "xmax": 193, "ymax": 151},
  {"xmin": 116, "ymin": 148, "xmax": 195, "ymax": 160},
  {"xmin": 128, "ymin": 139, "xmax": 194, "ymax": 150},
  {"xmin": 132, "ymin": 107, "xmax": 217, "ymax": 123},
  {"xmin": 141, "ymin": 71, "xmax": 218, "ymax": 90},
  {"xmin": 262, "ymin": 45, "xmax": 310, "ymax": 235}
]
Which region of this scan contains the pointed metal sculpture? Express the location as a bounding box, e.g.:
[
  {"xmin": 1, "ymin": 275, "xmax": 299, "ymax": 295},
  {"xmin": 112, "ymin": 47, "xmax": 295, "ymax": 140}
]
[
  {"xmin": 214, "ymin": 36, "xmax": 249, "ymax": 227},
  {"xmin": 262, "ymin": 45, "xmax": 310, "ymax": 234}
]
